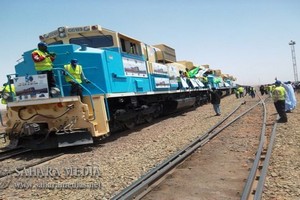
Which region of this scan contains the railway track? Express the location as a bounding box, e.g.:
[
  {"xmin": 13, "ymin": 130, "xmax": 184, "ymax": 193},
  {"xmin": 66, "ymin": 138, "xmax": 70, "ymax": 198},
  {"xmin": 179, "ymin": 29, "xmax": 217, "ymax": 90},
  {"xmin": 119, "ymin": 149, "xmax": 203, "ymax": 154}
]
[
  {"xmin": 241, "ymin": 99, "xmax": 278, "ymax": 199},
  {"xmin": 0, "ymin": 147, "xmax": 32, "ymax": 161},
  {"xmin": 0, "ymin": 152, "xmax": 65, "ymax": 179},
  {"xmin": 0, "ymin": 146, "xmax": 66, "ymax": 179},
  {"xmin": 112, "ymin": 97, "xmax": 268, "ymax": 200}
]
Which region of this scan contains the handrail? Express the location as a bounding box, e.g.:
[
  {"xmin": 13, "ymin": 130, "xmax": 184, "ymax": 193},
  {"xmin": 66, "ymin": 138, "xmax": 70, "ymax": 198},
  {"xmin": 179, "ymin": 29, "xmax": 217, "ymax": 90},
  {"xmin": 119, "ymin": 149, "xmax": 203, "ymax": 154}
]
[
  {"xmin": 0, "ymin": 110, "xmax": 5, "ymax": 127},
  {"xmin": 53, "ymin": 68, "xmax": 111, "ymax": 121},
  {"xmin": 53, "ymin": 68, "xmax": 96, "ymax": 121},
  {"xmin": 6, "ymin": 74, "xmax": 17, "ymax": 102},
  {"xmin": 0, "ymin": 74, "xmax": 18, "ymax": 127},
  {"xmin": 88, "ymin": 81, "xmax": 110, "ymax": 121}
]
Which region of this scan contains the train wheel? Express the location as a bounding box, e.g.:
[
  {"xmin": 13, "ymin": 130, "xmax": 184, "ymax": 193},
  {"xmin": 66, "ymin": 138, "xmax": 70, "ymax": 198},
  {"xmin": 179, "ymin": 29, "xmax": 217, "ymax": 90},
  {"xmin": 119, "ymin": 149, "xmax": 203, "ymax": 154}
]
[
  {"xmin": 153, "ymin": 104, "xmax": 163, "ymax": 118},
  {"xmin": 124, "ymin": 120, "xmax": 136, "ymax": 129},
  {"xmin": 145, "ymin": 114, "xmax": 154, "ymax": 123}
]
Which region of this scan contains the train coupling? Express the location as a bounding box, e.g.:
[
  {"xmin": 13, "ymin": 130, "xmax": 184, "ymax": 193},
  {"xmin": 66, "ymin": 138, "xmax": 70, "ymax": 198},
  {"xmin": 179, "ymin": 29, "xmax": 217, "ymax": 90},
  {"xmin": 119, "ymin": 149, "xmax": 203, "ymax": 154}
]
[{"xmin": 23, "ymin": 123, "xmax": 40, "ymax": 135}]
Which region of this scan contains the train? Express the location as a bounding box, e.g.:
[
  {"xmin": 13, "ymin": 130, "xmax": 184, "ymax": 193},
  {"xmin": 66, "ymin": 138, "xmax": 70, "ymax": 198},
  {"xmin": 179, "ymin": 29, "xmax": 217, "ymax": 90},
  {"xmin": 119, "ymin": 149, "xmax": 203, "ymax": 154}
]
[{"xmin": 0, "ymin": 25, "xmax": 236, "ymax": 149}]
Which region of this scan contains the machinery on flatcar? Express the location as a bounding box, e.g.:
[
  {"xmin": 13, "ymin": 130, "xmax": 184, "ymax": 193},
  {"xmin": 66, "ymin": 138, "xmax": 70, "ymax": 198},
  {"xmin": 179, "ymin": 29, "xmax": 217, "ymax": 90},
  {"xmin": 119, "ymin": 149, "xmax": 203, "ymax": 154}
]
[{"xmin": 0, "ymin": 25, "xmax": 236, "ymax": 149}]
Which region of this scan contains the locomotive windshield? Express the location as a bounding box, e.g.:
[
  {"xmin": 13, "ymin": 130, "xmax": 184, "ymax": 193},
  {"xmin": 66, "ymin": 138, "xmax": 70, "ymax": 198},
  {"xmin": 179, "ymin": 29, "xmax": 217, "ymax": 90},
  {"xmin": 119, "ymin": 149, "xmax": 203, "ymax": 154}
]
[{"xmin": 69, "ymin": 35, "xmax": 114, "ymax": 48}]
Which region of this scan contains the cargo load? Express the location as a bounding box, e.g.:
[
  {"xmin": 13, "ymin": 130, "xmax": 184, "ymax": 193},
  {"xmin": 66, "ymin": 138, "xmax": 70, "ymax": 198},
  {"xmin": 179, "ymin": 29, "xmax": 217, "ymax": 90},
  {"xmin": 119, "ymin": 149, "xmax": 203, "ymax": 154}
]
[{"xmin": 153, "ymin": 44, "xmax": 176, "ymax": 63}]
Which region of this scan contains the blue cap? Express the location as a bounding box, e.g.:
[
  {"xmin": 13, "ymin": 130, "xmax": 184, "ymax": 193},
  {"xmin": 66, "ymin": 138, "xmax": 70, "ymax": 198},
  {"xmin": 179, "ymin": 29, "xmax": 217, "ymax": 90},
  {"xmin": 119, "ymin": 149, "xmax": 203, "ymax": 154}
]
[
  {"xmin": 275, "ymin": 80, "xmax": 281, "ymax": 85},
  {"xmin": 71, "ymin": 59, "xmax": 78, "ymax": 64},
  {"xmin": 38, "ymin": 42, "xmax": 47, "ymax": 47}
]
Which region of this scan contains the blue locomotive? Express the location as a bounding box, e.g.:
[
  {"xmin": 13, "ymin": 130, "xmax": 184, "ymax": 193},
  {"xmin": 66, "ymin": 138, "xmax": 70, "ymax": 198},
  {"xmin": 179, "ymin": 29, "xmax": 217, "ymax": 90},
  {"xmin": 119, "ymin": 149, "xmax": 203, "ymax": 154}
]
[{"xmin": 1, "ymin": 25, "xmax": 235, "ymax": 149}]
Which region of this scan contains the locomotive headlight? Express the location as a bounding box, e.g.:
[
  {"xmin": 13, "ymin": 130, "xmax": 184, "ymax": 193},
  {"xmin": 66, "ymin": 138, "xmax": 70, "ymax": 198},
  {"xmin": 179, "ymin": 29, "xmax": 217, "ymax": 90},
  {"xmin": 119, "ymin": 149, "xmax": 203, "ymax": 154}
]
[
  {"xmin": 58, "ymin": 27, "xmax": 65, "ymax": 33},
  {"xmin": 59, "ymin": 33, "xmax": 66, "ymax": 38},
  {"xmin": 57, "ymin": 27, "xmax": 66, "ymax": 38}
]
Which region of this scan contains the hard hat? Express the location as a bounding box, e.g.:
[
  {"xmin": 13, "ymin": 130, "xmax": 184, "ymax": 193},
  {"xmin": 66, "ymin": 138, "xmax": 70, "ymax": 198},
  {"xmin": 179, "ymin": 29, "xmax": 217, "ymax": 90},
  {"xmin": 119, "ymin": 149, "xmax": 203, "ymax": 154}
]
[
  {"xmin": 38, "ymin": 42, "xmax": 47, "ymax": 47},
  {"xmin": 71, "ymin": 59, "xmax": 78, "ymax": 64}
]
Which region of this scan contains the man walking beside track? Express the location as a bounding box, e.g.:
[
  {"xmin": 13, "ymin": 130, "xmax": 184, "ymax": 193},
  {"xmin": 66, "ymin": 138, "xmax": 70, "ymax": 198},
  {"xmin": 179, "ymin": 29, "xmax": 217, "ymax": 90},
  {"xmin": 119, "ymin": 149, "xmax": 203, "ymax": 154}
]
[
  {"xmin": 210, "ymin": 87, "xmax": 222, "ymax": 116},
  {"xmin": 272, "ymin": 80, "xmax": 287, "ymax": 123}
]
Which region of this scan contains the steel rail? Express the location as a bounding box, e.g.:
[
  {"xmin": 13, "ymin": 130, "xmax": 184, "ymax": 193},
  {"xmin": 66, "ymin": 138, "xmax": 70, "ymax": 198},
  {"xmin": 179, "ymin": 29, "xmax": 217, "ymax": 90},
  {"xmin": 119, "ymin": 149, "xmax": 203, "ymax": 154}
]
[
  {"xmin": 241, "ymin": 95, "xmax": 268, "ymax": 200},
  {"xmin": 0, "ymin": 148, "xmax": 32, "ymax": 161},
  {"xmin": 112, "ymin": 99, "xmax": 263, "ymax": 200},
  {"xmin": 254, "ymin": 118, "xmax": 278, "ymax": 199},
  {"xmin": 0, "ymin": 153, "xmax": 64, "ymax": 178}
]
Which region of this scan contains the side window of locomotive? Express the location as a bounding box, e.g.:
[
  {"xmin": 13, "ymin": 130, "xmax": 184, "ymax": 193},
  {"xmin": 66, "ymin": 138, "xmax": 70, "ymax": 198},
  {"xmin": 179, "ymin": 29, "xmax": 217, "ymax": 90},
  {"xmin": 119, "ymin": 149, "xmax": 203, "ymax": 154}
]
[
  {"xmin": 70, "ymin": 35, "xmax": 114, "ymax": 48},
  {"xmin": 120, "ymin": 38, "xmax": 141, "ymax": 56}
]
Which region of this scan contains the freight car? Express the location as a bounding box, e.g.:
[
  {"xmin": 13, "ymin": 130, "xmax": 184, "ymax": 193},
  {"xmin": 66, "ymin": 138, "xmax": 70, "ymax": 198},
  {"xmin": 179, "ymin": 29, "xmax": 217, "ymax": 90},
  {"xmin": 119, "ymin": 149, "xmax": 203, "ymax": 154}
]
[{"xmin": 0, "ymin": 25, "xmax": 236, "ymax": 149}]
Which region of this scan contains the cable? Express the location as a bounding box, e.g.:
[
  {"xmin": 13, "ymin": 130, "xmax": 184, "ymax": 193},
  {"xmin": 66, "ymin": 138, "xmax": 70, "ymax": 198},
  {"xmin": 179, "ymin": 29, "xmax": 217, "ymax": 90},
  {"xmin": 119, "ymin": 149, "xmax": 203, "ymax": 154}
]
[{"xmin": 17, "ymin": 104, "xmax": 74, "ymax": 121}]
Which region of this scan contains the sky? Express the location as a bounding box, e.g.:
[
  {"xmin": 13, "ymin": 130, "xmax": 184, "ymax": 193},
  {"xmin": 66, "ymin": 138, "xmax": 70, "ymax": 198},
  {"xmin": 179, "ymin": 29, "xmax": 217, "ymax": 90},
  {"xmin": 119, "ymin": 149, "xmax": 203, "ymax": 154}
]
[{"xmin": 1, "ymin": 0, "xmax": 300, "ymax": 86}]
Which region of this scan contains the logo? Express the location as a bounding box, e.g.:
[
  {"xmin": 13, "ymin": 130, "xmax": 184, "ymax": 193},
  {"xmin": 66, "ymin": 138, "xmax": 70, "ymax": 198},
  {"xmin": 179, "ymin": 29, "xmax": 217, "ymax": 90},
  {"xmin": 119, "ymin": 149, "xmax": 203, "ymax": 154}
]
[
  {"xmin": 0, "ymin": 167, "xmax": 12, "ymax": 189},
  {"xmin": 25, "ymin": 75, "xmax": 34, "ymax": 82}
]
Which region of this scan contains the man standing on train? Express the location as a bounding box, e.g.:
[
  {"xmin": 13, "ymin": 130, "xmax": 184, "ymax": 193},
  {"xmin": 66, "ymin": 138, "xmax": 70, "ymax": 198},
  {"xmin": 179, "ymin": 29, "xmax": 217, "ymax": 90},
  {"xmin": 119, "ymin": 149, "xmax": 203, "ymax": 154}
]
[
  {"xmin": 31, "ymin": 42, "xmax": 57, "ymax": 96},
  {"xmin": 0, "ymin": 80, "xmax": 15, "ymax": 104},
  {"xmin": 64, "ymin": 59, "xmax": 90, "ymax": 101}
]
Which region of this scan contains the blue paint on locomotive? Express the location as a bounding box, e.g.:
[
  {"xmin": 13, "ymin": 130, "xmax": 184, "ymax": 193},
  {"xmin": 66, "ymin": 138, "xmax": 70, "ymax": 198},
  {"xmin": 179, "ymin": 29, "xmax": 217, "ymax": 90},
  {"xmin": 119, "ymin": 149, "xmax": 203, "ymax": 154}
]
[
  {"xmin": 207, "ymin": 75, "xmax": 219, "ymax": 89},
  {"xmin": 15, "ymin": 50, "xmax": 36, "ymax": 76},
  {"xmin": 14, "ymin": 44, "xmax": 222, "ymax": 98},
  {"xmin": 104, "ymin": 51, "xmax": 151, "ymax": 93},
  {"xmin": 15, "ymin": 44, "xmax": 154, "ymax": 97},
  {"xmin": 150, "ymin": 74, "xmax": 171, "ymax": 91}
]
